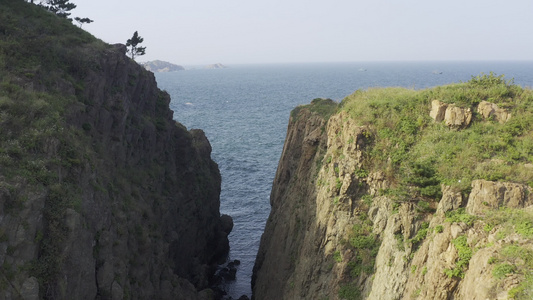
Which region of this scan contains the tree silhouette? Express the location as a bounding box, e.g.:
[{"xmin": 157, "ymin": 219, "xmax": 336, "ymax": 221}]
[
  {"xmin": 45, "ymin": 0, "xmax": 77, "ymax": 19},
  {"xmin": 74, "ymin": 17, "xmax": 93, "ymax": 28},
  {"xmin": 126, "ymin": 31, "xmax": 146, "ymax": 60}
]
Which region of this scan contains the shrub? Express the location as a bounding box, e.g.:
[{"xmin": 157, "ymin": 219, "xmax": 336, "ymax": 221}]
[
  {"xmin": 338, "ymin": 284, "xmax": 361, "ymax": 300},
  {"xmin": 492, "ymin": 263, "xmax": 516, "ymax": 279},
  {"xmin": 444, "ymin": 235, "xmax": 472, "ymax": 278},
  {"xmin": 334, "ymin": 251, "xmax": 342, "ymax": 262},
  {"xmin": 445, "ymin": 208, "xmax": 477, "ymax": 226},
  {"xmin": 410, "ymin": 222, "xmax": 430, "ymax": 246},
  {"xmin": 291, "ymin": 98, "xmax": 338, "ymax": 122}
]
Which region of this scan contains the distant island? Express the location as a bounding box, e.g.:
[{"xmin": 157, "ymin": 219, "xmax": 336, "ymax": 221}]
[
  {"xmin": 205, "ymin": 63, "xmax": 228, "ymax": 69},
  {"xmin": 142, "ymin": 60, "xmax": 185, "ymax": 72}
]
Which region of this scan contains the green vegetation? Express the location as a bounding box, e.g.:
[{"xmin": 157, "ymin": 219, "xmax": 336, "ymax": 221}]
[
  {"xmin": 126, "ymin": 31, "xmax": 146, "ymax": 60},
  {"xmin": 339, "ymin": 215, "xmax": 381, "ymax": 299},
  {"xmin": 0, "ymin": 1, "xmax": 105, "ymax": 289},
  {"xmin": 445, "ymin": 208, "xmax": 477, "ymax": 226},
  {"xmin": 472, "ymin": 208, "xmax": 533, "ymax": 298},
  {"xmin": 291, "ymin": 98, "xmax": 338, "ymax": 122},
  {"xmin": 484, "ymin": 208, "xmax": 533, "ymax": 239},
  {"xmin": 1, "ymin": 0, "xmax": 102, "ymax": 80},
  {"xmin": 0, "ymin": 0, "xmax": 165, "ymax": 293},
  {"xmin": 1, "ymin": 0, "xmax": 225, "ymax": 297},
  {"xmin": 490, "ymin": 245, "xmax": 533, "ymax": 299},
  {"xmin": 338, "ymin": 284, "xmax": 361, "ymax": 300},
  {"xmin": 42, "ymin": 0, "xmax": 77, "ymax": 19},
  {"xmin": 334, "ymin": 251, "xmax": 342, "ymax": 262},
  {"xmin": 338, "ymin": 73, "xmax": 533, "ymax": 198},
  {"xmin": 410, "ymin": 222, "xmax": 429, "ymax": 248},
  {"xmin": 492, "ymin": 263, "xmax": 516, "ymax": 279},
  {"xmin": 444, "ymin": 235, "xmax": 473, "ymax": 279}
]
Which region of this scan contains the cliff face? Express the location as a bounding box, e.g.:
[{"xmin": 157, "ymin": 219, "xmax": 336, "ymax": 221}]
[
  {"xmin": 253, "ymin": 83, "xmax": 533, "ymax": 299},
  {"xmin": 0, "ymin": 1, "xmax": 228, "ymax": 299}
]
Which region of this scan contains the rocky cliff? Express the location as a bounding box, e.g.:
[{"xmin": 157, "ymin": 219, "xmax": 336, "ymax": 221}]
[
  {"xmin": 0, "ymin": 1, "xmax": 229, "ymax": 299},
  {"xmin": 253, "ymin": 78, "xmax": 533, "ymax": 300}
]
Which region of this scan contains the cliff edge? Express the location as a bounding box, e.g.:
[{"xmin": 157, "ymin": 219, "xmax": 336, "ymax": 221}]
[
  {"xmin": 0, "ymin": 1, "xmax": 229, "ymax": 299},
  {"xmin": 253, "ymin": 78, "xmax": 533, "ymax": 299}
]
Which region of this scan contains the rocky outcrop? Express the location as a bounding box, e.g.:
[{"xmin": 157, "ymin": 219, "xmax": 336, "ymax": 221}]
[
  {"xmin": 142, "ymin": 60, "xmax": 185, "ymax": 72},
  {"xmin": 430, "ymin": 99, "xmax": 511, "ymax": 129},
  {"xmin": 253, "ymin": 99, "xmax": 533, "ymax": 300},
  {"xmin": 429, "ymin": 100, "xmax": 447, "ymax": 122},
  {"xmin": 0, "ymin": 2, "xmax": 229, "ymax": 299},
  {"xmin": 430, "ymin": 100, "xmax": 472, "ymax": 129},
  {"xmin": 466, "ymin": 180, "xmax": 532, "ymax": 215},
  {"xmin": 205, "ymin": 63, "xmax": 227, "ymax": 69},
  {"xmin": 478, "ymin": 101, "xmax": 511, "ymax": 123}
]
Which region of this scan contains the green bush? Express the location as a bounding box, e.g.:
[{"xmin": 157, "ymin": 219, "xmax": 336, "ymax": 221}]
[
  {"xmin": 334, "ymin": 251, "xmax": 342, "ymax": 262},
  {"xmin": 338, "ymin": 284, "xmax": 361, "ymax": 300},
  {"xmin": 492, "ymin": 263, "xmax": 516, "ymax": 279},
  {"xmin": 291, "ymin": 98, "xmax": 338, "ymax": 122},
  {"xmin": 444, "ymin": 235, "xmax": 473, "ymax": 278},
  {"xmin": 445, "ymin": 208, "xmax": 477, "ymax": 226},
  {"xmin": 410, "ymin": 222, "xmax": 430, "ymax": 246}
]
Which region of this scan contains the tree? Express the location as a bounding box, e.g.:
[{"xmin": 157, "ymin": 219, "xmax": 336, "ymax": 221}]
[
  {"xmin": 126, "ymin": 31, "xmax": 146, "ymax": 60},
  {"xmin": 45, "ymin": 0, "xmax": 77, "ymax": 19},
  {"xmin": 74, "ymin": 17, "xmax": 93, "ymax": 28}
]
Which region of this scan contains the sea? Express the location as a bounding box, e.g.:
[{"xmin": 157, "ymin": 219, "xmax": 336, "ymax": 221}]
[{"xmin": 154, "ymin": 61, "xmax": 533, "ymax": 298}]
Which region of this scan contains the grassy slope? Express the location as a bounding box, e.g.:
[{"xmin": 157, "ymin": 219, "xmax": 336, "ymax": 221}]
[
  {"xmin": 0, "ymin": 0, "xmax": 110, "ymax": 290},
  {"xmin": 339, "ymin": 73, "xmax": 533, "ymax": 195},
  {"xmin": 0, "ymin": 0, "xmax": 104, "ymax": 185},
  {"xmin": 334, "ymin": 73, "xmax": 533, "ymax": 299}
]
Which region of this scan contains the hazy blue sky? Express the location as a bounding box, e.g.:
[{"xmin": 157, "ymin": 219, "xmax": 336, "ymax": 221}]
[{"xmin": 74, "ymin": 0, "xmax": 533, "ymax": 65}]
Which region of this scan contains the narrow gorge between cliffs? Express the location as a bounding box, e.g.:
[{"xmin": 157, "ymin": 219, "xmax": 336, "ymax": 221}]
[
  {"xmin": 155, "ymin": 62, "xmax": 533, "ymax": 299},
  {"xmin": 2, "ymin": 3, "xmax": 532, "ymax": 298}
]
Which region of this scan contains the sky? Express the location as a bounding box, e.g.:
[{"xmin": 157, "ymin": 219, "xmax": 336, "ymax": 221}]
[{"xmin": 72, "ymin": 0, "xmax": 533, "ymax": 65}]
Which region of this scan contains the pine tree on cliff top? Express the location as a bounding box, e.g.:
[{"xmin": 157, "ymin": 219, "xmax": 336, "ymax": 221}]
[
  {"xmin": 126, "ymin": 31, "xmax": 146, "ymax": 60},
  {"xmin": 44, "ymin": 0, "xmax": 77, "ymax": 19}
]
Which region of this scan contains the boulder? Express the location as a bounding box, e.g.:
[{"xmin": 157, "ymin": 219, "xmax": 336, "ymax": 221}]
[
  {"xmin": 477, "ymin": 101, "xmax": 511, "ymax": 123},
  {"xmin": 444, "ymin": 104, "xmax": 472, "ymax": 129},
  {"xmin": 430, "ymin": 100, "xmax": 472, "ymax": 129},
  {"xmin": 430, "ymin": 100, "xmax": 448, "ymax": 122}
]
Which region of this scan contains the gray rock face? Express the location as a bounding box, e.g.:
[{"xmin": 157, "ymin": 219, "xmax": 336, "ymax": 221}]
[
  {"xmin": 20, "ymin": 277, "xmax": 39, "ymax": 300},
  {"xmin": 0, "ymin": 4, "xmax": 229, "ymax": 298}
]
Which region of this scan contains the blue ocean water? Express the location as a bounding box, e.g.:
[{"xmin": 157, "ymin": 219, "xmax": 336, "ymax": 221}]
[{"xmin": 155, "ymin": 61, "xmax": 533, "ymax": 298}]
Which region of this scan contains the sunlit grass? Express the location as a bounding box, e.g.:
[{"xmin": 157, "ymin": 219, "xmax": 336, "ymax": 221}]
[{"xmin": 339, "ymin": 74, "xmax": 533, "ymax": 197}]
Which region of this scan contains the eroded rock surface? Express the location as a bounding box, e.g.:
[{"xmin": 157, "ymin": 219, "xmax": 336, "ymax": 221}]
[
  {"xmin": 0, "ymin": 3, "xmax": 229, "ymax": 298},
  {"xmin": 478, "ymin": 100, "xmax": 511, "ymax": 123},
  {"xmin": 253, "ymin": 101, "xmax": 533, "ymax": 300}
]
